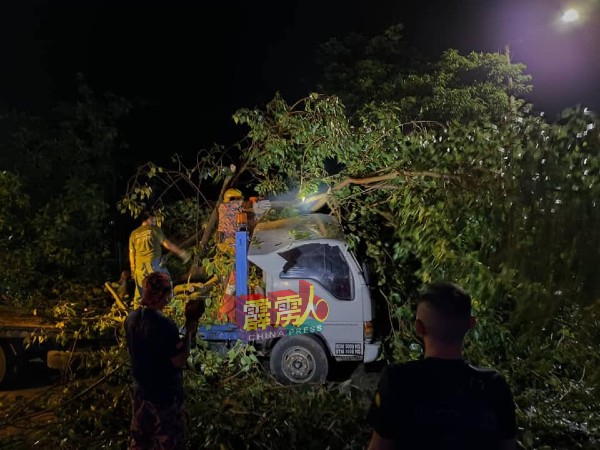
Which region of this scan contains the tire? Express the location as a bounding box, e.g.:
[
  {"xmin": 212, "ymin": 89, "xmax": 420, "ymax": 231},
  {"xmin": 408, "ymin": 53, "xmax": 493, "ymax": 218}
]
[
  {"xmin": 0, "ymin": 341, "xmax": 17, "ymax": 388},
  {"xmin": 269, "ymin": 335, "xmax": 328, "ymax": 384},
  {"xmin": 0, "ymin": 344, "xmax": 6, "ymax": 386}
]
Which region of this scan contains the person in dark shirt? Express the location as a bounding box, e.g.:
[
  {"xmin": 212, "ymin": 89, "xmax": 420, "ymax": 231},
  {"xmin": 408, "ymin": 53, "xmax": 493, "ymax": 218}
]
[
  {"xmin": 367, "ymin": 282, "xmax": 517, "ymax": 450},
  {"xmin": 125, "ymin": 272, "xmax": 204, "ymax": 450}
]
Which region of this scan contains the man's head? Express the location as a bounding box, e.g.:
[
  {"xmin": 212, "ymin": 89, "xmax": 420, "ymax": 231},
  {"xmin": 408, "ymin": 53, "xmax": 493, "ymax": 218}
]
[
  {"xmin": 141, "ymin": 272, "xmax": 172, "ymax": 309},
  {"xmin": 414, "ymin": 282, "xmax": 475, "ymax": 345},
  {"xmin": 140, "ymin": 211, "xmax": 156, "ymax": 226}
]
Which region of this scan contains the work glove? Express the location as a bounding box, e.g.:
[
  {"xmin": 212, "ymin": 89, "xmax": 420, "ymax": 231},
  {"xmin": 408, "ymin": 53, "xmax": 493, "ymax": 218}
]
[{"xmin": 180, "ymin": 250, "xmax": 191, "ymax": 264}]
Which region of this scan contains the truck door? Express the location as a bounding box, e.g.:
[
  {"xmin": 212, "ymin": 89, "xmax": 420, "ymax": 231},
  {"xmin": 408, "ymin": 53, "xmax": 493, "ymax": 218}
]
[{"xmin": 275, "ymin": 241, "xmax": 365, "ymax": 361}]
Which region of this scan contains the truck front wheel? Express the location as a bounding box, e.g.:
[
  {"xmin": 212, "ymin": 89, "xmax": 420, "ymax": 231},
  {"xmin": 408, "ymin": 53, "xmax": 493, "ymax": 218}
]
[{"xmin": 270, "ymin": 336, "xmax": 328, "ymax": 384}]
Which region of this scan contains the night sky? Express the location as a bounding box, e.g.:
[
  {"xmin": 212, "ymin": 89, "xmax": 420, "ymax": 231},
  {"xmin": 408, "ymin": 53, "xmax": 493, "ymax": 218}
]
[{"xmin": 1, "ymin": 0, "xmax": 599, "ymax": 166}]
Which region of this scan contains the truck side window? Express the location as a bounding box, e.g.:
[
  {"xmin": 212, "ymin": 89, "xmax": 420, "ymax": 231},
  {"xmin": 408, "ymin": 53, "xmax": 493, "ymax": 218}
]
[{"xmin": 278, "ymin": 243, "xmax": 352, "ymax": 300}]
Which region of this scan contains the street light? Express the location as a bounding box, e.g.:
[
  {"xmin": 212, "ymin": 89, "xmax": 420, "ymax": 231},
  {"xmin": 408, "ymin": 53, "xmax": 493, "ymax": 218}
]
[
  {"xmin": 504, "ymin": 4, "xmax": 590, "ymax": 113},
  {"xmin": 561, "ymin": 8, "xmax": 580, "ymax": 23}
]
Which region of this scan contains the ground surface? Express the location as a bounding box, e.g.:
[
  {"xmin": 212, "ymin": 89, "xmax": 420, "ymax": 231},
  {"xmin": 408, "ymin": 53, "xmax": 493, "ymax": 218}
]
[
  {"xmin": 0, "ymin": 359, "xmax": 61, "ymax": 448},
  {"xmin": 0, "ymin": 352, "xmax": 384, "ymax": 448}
]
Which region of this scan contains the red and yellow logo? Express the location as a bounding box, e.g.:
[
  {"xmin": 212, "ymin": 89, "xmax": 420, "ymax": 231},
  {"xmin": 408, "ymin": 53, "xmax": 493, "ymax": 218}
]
[{"xmin": 237, "ymin": 280, "xmax": 329, "ymax": 331}]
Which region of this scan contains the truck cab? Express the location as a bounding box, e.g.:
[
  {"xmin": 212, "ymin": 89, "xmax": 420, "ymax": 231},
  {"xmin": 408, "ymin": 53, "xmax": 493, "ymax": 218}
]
[{"xmin": 200, "ymin": 212, "xmax": 380, "ymax": 384}]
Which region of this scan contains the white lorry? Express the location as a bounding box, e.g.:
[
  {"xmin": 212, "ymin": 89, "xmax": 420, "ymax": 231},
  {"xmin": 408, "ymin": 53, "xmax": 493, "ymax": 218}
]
[{"xmin": 198, "ymin": 211, "xmax": 381, "ymax": 384}]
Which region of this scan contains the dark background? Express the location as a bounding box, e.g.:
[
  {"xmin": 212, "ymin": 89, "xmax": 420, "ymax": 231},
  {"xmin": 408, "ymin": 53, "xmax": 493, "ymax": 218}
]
[{"xmin": 1, "ymin": 0, "xmax": 599, "ymax": 165}]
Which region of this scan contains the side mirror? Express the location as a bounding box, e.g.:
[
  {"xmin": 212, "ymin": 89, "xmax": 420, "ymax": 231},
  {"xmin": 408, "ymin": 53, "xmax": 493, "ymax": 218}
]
[{"xmin": 361, "ymin": 261, "xmax": 371, "ymax": 286}]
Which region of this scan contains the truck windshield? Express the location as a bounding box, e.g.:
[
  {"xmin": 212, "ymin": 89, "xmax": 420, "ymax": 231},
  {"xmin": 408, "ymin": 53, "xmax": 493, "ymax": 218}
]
[{"xmin": 278, "ymin": 243, "xmax": 353, "ymax": 300}]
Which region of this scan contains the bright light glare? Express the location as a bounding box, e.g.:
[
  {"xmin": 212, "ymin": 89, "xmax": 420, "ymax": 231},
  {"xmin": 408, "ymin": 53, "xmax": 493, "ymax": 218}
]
[{"xmin": 562, "ymin": 8, "xmax": 580, "ymax": 23}]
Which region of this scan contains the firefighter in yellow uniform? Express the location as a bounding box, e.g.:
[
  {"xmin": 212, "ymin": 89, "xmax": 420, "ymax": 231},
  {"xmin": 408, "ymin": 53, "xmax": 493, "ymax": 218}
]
[{"xmin": 129, "ymin": 211, "xmax": 191, "ymax": 303}]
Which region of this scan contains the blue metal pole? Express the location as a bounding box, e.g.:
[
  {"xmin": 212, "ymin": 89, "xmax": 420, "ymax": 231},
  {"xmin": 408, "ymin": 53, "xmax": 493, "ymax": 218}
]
[{"xmin": 235, "ymin": 230, "xmax": 249, "ymax": 316}]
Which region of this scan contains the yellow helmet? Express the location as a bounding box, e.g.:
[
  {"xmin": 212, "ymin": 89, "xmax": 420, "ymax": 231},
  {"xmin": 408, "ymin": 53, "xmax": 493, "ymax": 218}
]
[{"xmin": 224, "ymin": 188, "xmax": 243, "ymax": 202}]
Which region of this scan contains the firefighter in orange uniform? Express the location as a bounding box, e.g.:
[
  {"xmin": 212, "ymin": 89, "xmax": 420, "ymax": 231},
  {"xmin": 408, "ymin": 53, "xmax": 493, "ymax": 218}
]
[{"xmin": 216, "ymin": 189, "xmax": 245, "ymax": 322}]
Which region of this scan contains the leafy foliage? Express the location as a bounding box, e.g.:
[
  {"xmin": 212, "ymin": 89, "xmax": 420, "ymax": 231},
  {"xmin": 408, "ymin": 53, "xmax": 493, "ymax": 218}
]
[
  {"xmin": 0, "ymin": 83, "xmax": 130, "ymax": 302},
  {"xmin": 508, "ymin": 304, "xmax": 600, "ymax": 449},
  {"xmin": 0, "ymin": 171, "xmax": 35, "ymax": 299},
  {"xmin": 316, "ymin": 24, "xmax": 532, "ymax": 122}
]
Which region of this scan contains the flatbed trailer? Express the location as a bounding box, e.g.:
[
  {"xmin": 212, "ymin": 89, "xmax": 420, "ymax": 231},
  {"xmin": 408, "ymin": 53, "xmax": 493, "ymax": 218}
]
[
  {"xmin": 0, "ymin": 305, "xmax": 115, "ymax": 387},
  {"xmin": 0, "ymin": 305, "xmax": 61, "ymax": 386},
  {"xmin": 0, "ymin": 305, "xmax": 61, "ymax": 338}
]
